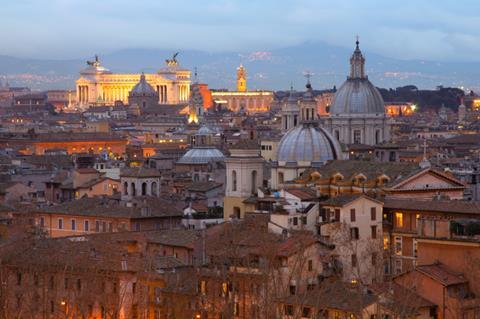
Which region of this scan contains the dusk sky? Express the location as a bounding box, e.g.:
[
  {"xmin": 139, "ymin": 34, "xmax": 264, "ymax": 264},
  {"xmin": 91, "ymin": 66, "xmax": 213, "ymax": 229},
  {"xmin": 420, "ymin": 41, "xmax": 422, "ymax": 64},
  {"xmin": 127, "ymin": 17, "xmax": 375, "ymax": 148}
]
[{"xmin": 1, "ymin": 0, "xmax": 479, "ymax": 62}]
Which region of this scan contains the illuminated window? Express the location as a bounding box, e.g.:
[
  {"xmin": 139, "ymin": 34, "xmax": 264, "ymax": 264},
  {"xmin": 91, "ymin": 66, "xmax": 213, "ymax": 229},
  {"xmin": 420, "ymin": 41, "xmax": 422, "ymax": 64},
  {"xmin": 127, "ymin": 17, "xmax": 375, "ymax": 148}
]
[
  {"xmin": 395, "ymin": 212, "xmax": 404, "ymax": 228},
  {"xmin": 383, "ymin": 235, "xmax": 390, "ymax": 250},
  {"xmin": 199, "ymin": 280, "xmax": 206, "ymax": 295}
]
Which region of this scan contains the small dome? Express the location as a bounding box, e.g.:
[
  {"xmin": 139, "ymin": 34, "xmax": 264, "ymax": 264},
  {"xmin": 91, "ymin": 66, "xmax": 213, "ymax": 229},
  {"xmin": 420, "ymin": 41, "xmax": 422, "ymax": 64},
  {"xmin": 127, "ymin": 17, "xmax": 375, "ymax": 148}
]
[
  {"xmin": 177, "ymin": 148, "xmax": 224, "ymax": 164},
  {"xmin": 130, "ymin": 73, "xmax": 157, "ymax": 96},
  {"xmin": 330, "ymin": 79, "xmax": 385, "ymax": 115},
  {"xmin": 276, "ymin": 123, "xmax": 341, "ymax": 164}
]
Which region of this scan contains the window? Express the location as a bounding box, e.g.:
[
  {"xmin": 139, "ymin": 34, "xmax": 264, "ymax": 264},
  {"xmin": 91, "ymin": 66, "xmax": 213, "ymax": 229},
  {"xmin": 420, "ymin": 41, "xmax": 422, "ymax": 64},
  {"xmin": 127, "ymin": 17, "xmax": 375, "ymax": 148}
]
[
  {"xmin": 371, "ymin": 225, "xmax": 377, "ymax": 239},
  {"xmin": 370, "ymin": 207, "xmax": 376, "ymax": 220},
  {"xmin": 335, "ymin": 130, "xmax": 340, "ymax": 140},
  {"xmin": 383, "ymin": 235, "xmax": 390, "ymax": 250},
  {"xmin": 151, "ymin": 182, "xmax": 157, "ymax": 196},
  {"xmin": 285, "ymin": 305, "xmax": 294, "ymax": 316},
  {"xmin": 395, "ymin": 212, "xmax": 404, "ymax": 228},
  {"xmin": 141, "ymin": 182, "xmax": 147, "ymax": 196},
  {"xmin": 413, "ymin": 239, "xmax": 418, "ymax": 258},
  {"xmin": 233, "ymin": 302, "xmax": 240, "ymax": 316},
  {"xmin": 123, "ymin": 182, "xmax": 128, "ymax": 195},
  {"xmin": 251, "ymin": 170, "xmax": 257, "ymax": 194},
  {"xmin": 102, "ymin": 221, "xmax": 107, "ymax": 232},
  {"xmin": 232, "ymin": 170, "xmax": 237, "ymax": 191},
  {"xmin": 95, "ymin": 220, "xmax": 100, "ymax": 232},
  {"xmin": 334, "ymin": 209, "xmax": 340, "ymax": 222},
  {"xmin": 199, "ymin": 280, "xmax": 206, "ymax": 295},
  {"xmin": 39, "ymin": 216, "xmax": 45, "ymax": 227},
  {"xmin": 71, "ymin": 219, "xmax": 76, "ymax": 230},
  {"xmin": 131, "ymin": 182, "xmax": 136, "ymax": 196},
  {"xmin": 395, "ymin": 259, "xmax": 402, "ymax": 274},
  {"xmin": 350, "ymin": 209, "xmax": 356, "ymax": 222},
  {"xmin": 394, "ymin": 236, "xmax": 402, "ymax": 255},
  {"xmin": 372, "ymin": 253, "xmax": 377, "ymax": 266},
  {"xmin": 16, "ymin": 272, "xmax": 21, "ymax": 285},
  {"xmin": 233, "ymin": 207, "xmax": 241, "ymax": 219},
  {"xmin": 84, "ymin": 220, "xmax": 89, "ymax": 232},
  {"xmin": 308, "ymin": 260, "xmax": 313, "ymax": 271},
  {"xmin": 353, "ymin": 130, "xmax": 361, "ymax": 144},
  {"xmin": 350, "ymin": 227, "xmax": 359, "ymax": 240},
  {"xmin": 302, "ymin": 307, "xmax": 311, "ymax": 318},
  {"xmin": 351, "ymin": 254, "xmax": 358, "ymax": 267},
  {"xmin": 278, "ymin": 172, "xmax": 284, "ymax": 184},
  {"xmin": 289, "ymin": 285, "xmax": 296, "ymax": 295},
  {"xmin": 77, "ymin": 279, "xmax": 82, "ymax": 291},
  {"xmin": 58, "ymin": 218, "xmax": 63, "ymax": 230},
  {"xmin": 375, "ymin": 130, "xmax": 381, "ymax": 144},
  {"xmin": 293, "ymin": 217, "xmax": 298, "ymax": 226},
  {"xmin": 64, "ymin": 277, "xmax": 69, "ymax": 289}
]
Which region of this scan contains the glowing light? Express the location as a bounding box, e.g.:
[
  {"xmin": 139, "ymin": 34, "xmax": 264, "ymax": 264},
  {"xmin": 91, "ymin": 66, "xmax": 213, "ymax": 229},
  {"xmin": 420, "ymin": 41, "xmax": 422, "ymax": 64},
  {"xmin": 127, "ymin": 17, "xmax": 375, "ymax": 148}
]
[{"xmin": 411, "ymin": 104, "xmax": 417, "ymax": 111}]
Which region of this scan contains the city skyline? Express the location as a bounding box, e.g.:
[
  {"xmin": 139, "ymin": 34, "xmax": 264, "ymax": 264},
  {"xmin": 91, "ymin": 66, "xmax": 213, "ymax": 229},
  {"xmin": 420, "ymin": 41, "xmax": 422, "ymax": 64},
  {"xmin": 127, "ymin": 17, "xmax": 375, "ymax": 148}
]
[{"xmin": 1, "ymin": 0, "xmax": 480, "ymax": 63}]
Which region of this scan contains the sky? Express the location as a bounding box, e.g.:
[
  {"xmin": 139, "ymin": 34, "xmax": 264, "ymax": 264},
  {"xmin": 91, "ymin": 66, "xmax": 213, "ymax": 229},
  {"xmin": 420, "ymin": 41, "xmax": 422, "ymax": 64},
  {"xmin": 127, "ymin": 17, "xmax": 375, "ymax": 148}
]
[{"xmin": 1, "ymin": 0, "xmax": 480, "ymax": 62}]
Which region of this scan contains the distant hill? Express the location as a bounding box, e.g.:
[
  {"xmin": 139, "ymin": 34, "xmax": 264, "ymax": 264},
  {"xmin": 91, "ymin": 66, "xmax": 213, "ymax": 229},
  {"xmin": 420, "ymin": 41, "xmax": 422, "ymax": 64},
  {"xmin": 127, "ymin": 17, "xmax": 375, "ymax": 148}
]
[{"xmin": 1, "ymin": 41, "xmax": 480, "ymax": 91}]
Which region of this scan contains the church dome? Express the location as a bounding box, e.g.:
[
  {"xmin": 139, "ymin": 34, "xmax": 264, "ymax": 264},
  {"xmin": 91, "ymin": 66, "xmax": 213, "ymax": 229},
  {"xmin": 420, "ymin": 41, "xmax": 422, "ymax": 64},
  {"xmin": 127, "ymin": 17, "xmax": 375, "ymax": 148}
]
[
  {"xmin": 130, "ymin": 73, "xmax": 157, "ymax": 96},
  {"xmin": 276, "ymin": 123, "xmax": 341, "ymax": 165},
  {"xmin": 330, "ymin": 40, "xmax": 385, "ymax": 115},
  {"xmin": 330, "ymin": 79, "xmax": 384, "ymax": 115},
  {"xmin": 177, "ymin": 148, "xmax": 225, "ymax": 164}
]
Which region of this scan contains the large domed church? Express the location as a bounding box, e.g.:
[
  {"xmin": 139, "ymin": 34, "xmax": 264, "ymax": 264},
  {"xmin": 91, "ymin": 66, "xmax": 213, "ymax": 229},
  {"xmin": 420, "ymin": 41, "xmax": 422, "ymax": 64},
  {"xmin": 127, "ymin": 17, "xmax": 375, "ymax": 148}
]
[
  {"xmin": 322, "ymin": 40, "xmax": 391, "ymax": 145},
  {"xmin": 271, "ymin": 80, "xmax": 342, "ymax": 189}
]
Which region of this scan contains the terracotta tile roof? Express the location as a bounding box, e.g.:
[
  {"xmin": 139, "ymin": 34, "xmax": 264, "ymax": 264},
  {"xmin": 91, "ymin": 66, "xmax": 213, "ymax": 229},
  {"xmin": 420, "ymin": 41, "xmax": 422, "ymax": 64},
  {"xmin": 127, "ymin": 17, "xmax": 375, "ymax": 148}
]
[
  {"xmin": 185, "ymin": 181, "xmax": 222, "ymax": 193},
  {"xmin": 279, "ymin": 280, "xmax": 376, "ymax": 312},
  {"xmin": 285, "ymin": 188, "xmax": 318, "ymax": 201},
  {"xmin": 320, "ymin": 194, "xmax": 382, "ymax": 207},
  {"xmin": 229, "ymin": 139, "xmax": 260, "ymax": 150},
  {"xmin": 416, "ymin": 263, "xmax": 467, "ymax": 286},
  {"xmin": 383, "ymin": 199, "xmax": 480, "ymax": 215},
  {"xmin": 38, "ymin": 196, "xmax": 182, "ymax": 218},
  {"xmin": 76, "ymin": 168, "xmax": 98, "ymax": 174},
  {"xmin": 120, "ymin": 167, "xmax": 161, "ymax": 178}
]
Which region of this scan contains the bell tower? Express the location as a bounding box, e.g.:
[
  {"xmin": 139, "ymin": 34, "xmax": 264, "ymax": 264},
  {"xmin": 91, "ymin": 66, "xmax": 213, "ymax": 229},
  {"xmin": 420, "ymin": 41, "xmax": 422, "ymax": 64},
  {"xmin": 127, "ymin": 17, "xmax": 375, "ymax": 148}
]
[
  {"xmin": 223, "ymin": 140, "xmax": 264, "ymax": 220},
  {"xmin": 237, "ymin": 64, "xmax": 247, "ymax": 92},
  {"xmin": 299, "ymin": 74, "xmax": 317, "ymax": 122}
]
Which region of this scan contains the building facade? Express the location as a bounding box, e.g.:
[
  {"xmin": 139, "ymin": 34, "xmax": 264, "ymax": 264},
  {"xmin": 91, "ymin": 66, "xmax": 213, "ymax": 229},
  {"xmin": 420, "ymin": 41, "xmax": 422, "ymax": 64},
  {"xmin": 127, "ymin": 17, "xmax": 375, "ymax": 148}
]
[{"xmin": 76, "ymin": 55, "xmax": 190, "ymax": 107}]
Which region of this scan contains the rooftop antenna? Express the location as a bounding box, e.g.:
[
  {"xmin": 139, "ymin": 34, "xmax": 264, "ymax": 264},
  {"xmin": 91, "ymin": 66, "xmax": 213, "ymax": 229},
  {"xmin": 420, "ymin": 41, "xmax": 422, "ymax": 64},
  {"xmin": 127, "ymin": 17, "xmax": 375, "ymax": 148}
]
[{"xmin": 419, "ymin": 138, "xmax": 431, "ymax": 169}]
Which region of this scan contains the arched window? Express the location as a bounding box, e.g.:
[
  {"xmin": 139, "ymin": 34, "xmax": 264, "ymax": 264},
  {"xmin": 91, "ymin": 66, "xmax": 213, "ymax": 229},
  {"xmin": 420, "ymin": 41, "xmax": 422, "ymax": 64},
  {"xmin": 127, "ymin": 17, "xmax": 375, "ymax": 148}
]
[
  {"xmin": 232, "ymin": 170, "xmax": 237, "ymax": 192},
  {"xmin": 251, "ymin": 170, "xmax": 257, "ymax": 194},
  {"xmin": 123, "ymin": 182, "xmax": 128, "ymax": 196},
  {"xmin": 141, "ymin": 182, "xmax": 147, "ymax": 196},
  {"xmin": 151, "ymin": 182, "xmax": 157, "ymax": 196},
  {"xmin": 375, "ymin": 130, "xmax": 381, "ymax": 144},
  {"xmin": 131, "ymin": 183, "xmax": 136, "ymax": 197},
  {"xmin": 278, "ymin": 172, "xmax": 284, "ymax": 184}
]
